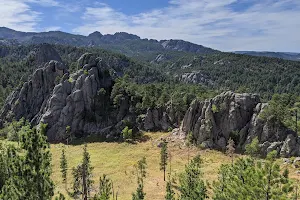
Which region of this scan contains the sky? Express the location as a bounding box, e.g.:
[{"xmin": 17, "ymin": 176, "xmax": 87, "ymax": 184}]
[{"xmin": 0, "ymin": 0, "xmax": 300, "ymax": 52}]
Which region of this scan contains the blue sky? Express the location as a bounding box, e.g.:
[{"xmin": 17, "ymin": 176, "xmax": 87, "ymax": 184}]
[{"xmin": 1, "ymin": 0, "xmax": 300, "ymax": 52}]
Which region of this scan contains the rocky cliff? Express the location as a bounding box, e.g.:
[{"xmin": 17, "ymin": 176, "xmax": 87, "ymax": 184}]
[
  {"xmin": 180, "ymin": 91, "xmax": 299, "ymax": 157},
  {"xmin": 0, "ymin": 52, "xmax": 173, "ymax": 142}
]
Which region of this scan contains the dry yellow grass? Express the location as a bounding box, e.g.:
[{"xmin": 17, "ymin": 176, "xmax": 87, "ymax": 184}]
[
  {"xmin": 51, "ymin": 132, "xmax": 237, "ymax": 199},
  {"xmin": 3, "ymin": 132, "xmax": 299, "ymax": 199}
]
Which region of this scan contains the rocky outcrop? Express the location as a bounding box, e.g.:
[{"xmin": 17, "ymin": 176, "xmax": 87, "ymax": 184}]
[
  {"xmin": 40, "ymin": 53, "xmax": 127, "ymax": 141},
  {"xmin": 160, "ymin": 39, "xmax": 217, "ymax": 54},
  {"xmin": 180, "ymin": 71, "xmax": 214, "ymax": 86},
  {"xmin": 142, "ymin": 108, "xmax": 178, "ymax": 131},
  {"xmin": 0, "ymin": 53, "xmax": 135, "ymax": 142},
  {"xmin": 27, "ymin": 44, "xmax": 63, "ymax": 66},
  {"xmin": 180, "ymin": 91, "xmax": 300, "ymax": 157},
  {"xmin": 0, "ymin": 60, "xmax": 67, "ymax": 123}
]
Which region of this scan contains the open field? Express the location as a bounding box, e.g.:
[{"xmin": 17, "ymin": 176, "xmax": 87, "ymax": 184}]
[
  {"xmin": 2, "ymin": 132, "xmax": 300, "ymax": 199},
  {"xmin": 51, "ymin": 132, "xmax": 237, "ymax": 199}
]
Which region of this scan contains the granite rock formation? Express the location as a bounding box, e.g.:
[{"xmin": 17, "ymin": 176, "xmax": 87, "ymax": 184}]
[{"xmin": 180, "ymin": 91, "xmax": 299, "ymax": 157}]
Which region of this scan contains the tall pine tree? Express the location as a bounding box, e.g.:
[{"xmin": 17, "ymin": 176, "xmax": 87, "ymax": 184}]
[
  {"xmin": 160, "ymin": 140, "xmax": 168, "ymax": 181},
  {"xmin": 60, "ymin": 147, "xmax": 68, "ymax": 190},
  {"xmin": 132, "ymin": 157, "xmax": 147, "ymax": 200},
  {"xmin": 178, "ymin": 155, "xmax": 207, "ymax": 200}
]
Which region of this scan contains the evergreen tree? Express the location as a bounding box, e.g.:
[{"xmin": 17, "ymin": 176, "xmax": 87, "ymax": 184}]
[
  {"xmin": 165, "ymin": 181, "xmax": 176, "ymax": 200},
  {"xmin": 71, "ymin": 144, "xmax": 94, "ymax": 200},
  {"xmin": 178, "ymin": 155, "xmax": 207, "ymax": 200},
  {"xmin": 132, "ymin": 157, "xmax": 147, "ymax": 200},
  {"xmin": 245, "ymin": 137, "xmax": 260, "ymax": 157},
  {"xmin": 96, "ymin": 174, "xmax": 112, "ymax": 200},
  {"xmin": 160, "ymin": 140, "xmax": 168, "ymax": 181},
  {"xmin": 1, "ymin": 123, "xmax": 54, "ymax": 200},
  {"xmin": 212, "ymin": 151, "xmax": 294, "ymax": 200},
  {"xmin": 60, "ymin": 147, "xmax": 68, "ymax": 190},
  {"xmin": 82, "ymin": 144, "xmax": 94, "ymax": 200}
]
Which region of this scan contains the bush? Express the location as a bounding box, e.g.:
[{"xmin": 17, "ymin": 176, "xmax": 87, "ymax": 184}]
[
  {"xmin": 122, "ymin": 126, "xmax": 133, "ymax": 141},
  {"xmin": 245, "ymin": 137, "xmax": 260, "ymax": 157}
]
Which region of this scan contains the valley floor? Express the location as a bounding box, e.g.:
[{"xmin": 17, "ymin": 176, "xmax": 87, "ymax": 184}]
[{"xmin": 50, "ymin": 132, "xmax": 300, "ymax": 199}]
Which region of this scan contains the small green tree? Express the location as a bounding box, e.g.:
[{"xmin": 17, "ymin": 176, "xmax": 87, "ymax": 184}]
[
  {"xmin": 1, "ymin": 123, "xmax": 54, "ymax": 200},
  {"xmin": 60, "ymin": 147, "xmax": 68, "ymax": 190},
  {"xmin": 212, "ymin": 151, "xmax": 294, "ymax": 200},
  {"xmin": 122, "ymin": 126, "xmax": 133, "ymax": 141},
  {"xmin": 160, "ymin": 140, "xmax": 168, "ymax": 181},
  {"xmin": 82, "ymin": 144, "xmax": 94, "ymax": 200},
  {"xmin": 72, "ymin": 144, "xmax": 94, "ymax": 200},
  {"xmin": 178, "ymin": 155, "xmax": 207, "ymax": 200},
  {"xmin": 165, "ymin": 180, "xmax": 176, "ymax": 200},
  {"xmin": 96, "ymin": 174, "xmax": 112, "ymax": 200},
  {"xmin": 245, "ymin": 137, "xmax": 260, "ymax": 157},
  {"xmin": 132, "ymin": 157, "xmax": 147, "ymax": 200}
]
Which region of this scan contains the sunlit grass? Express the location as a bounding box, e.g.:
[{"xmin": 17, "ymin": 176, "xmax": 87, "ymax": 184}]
[{"xmin": 51, "ymin": 132, "xmax": 237, "ymax": 199}]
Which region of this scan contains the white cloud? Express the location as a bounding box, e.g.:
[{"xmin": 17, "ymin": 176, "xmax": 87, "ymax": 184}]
[
  {"xmin": 0, "ymin": 1, "xmax": 40, "ymax": 32},
  {"xmin": 73, "ymin": 0, "xmax": 300, "ymax": 52}
]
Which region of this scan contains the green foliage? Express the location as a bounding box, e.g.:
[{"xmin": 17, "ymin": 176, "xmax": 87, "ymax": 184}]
[
  {"xmin": 68, "ymin": 77, "xmax": 74, "ymax": 83},
  {"xmin": 213, "ymin": 154, "xmax": 294, "ymax": 200},
  {"xmin": 178, "ymin": 155, "xmax": 207, "ymax": 200},
  {"xmin": 60, "ymin": 147, "xmax": 68, "ymax": 189},
  {"xmin": 160, "ymin": 140, "xmax": 168, "ymax": 181},
  {"xmin": 111, "ymin": 77, "xmax": 215, "ymax": 118},
  {"xmin": 261, "ymin": 93, "xmax": 300, "ymax": 133},
  {"xmin": 0, "ymin": 123, "xmax": 54, "ymax": 200},
  {"xmin": 72, "ymin": 144, "xmax": 94, "ymax": 199},
  {"xmin": 122, "ymin": 126, "xmax": 133, "ymax": 141},
  {"xmin": 211, "ymin": 104, "xmax": 219, "ymax": 113},
  {"xmin": 245, "ymin": 137, "xmax": 261, "ymax": 157},
  {"xmin": 84, "ymin": 69, "xmax": 89, "ymax": 75},
  {"xmin": 0, "ymin": 118, "xmax": 30, "ymax": 141},
  {"xmin": 55, "ymin": 193, "xmax": 66, "ymax": 200},
  {"xmin": 132, "ymin": 157, "xmax": 147, "ymax": 200},
  {"xmin": 94, "ymin": 174, "xmax": 113, "ymax": 200},
  {"xmin": 165, "ymin": 181, "xmax": 176, "ymax": 200}
]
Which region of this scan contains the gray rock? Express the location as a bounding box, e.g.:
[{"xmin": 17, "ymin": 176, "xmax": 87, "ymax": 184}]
[
  {"xmin": 0, "ymin": 60, "xmax": 67, "ymax": 124},
  {"xmin": 180, "ymin": 71, "xmax": 213, "ymax": 86},
  {"xmin": 280, "ymin": 134, "xmax": 298, "ymax": 157},
  {"xmin": 180, "ymin": 91, "xmax": 299, "ymax": 157}
]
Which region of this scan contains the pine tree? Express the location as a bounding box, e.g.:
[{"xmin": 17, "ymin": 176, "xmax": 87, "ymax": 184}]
[
  {"xmin": 178, "ymin": 155, "xmax": 207, "ymax": 200},
  {"xmin": 97, "ymin": 174, "xmax": 112, "ymax": 200},
  {"xmin": 245, "ymin": 137, "xmax": 260, "ymax": 157},
  {"xmin": 132, "ymin": 157, "xmax": 147, "ymax": 200},
  {"xmin": 72, "ymin": 164, "xmax": 82, "ymax": 197},
  {"xmin": 60, "ymin": 147, "xmax": 68, "ymax": 190},
  {"xmin": 71, "ymin": 144, "xmax": 94, "ymax": 200},
  {"xmin": 1, "ymin": 123, "xmax": 54, "ymax": 200},
  {"xmin": 160, "ymin": 140, "xmax": 168, "ymax": 181},
  {"xmin": 165, "ymin": 181, "xmax": 176, "ymax": 200},
  {"xmin": 165, "ymin": 151, "xmax": 175, "ymax": 200},
  {"xmin": 212, "ymin": 151, "xmax": 294, "ymax": 200},
  {"xmin": 82, "ymin": 144, "xmax": 94, "ymax": 200}
]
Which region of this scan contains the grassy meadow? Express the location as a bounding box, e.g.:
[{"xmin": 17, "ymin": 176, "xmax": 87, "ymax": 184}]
[{"xmin": 51, "ymin": 132, "xmax": 236, "ymax": 199}]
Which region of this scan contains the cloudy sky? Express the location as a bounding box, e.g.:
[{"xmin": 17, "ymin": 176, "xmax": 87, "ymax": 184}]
[{"xmin": 1, "ymin": 0, "xmax": 300, "ymax": 52}]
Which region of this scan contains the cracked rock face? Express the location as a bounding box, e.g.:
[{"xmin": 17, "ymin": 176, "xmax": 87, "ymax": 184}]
[
  {"xmin": 40, "ymin": 54, "xmax": 118, "ymax": 141},
  {"xmin": 180, "ymin": 91, "xmax": 300, "ymax": 157},
  {"xmin": 0, "ymin": 53, "xmax": 132, "ymax": 142},
  {"xmin": 0, "ymin": 60, "xmax": 67, "ymax": 124}
]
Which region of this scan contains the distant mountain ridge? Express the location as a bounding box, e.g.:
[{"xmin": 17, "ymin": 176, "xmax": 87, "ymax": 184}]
[
  {"xmin": 235, "ymin": 51, "xmax": 300, "ymax": 61},
  {"xmin": 0, "ymin": 27, "xmax": 218, "ymax": 57}
]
